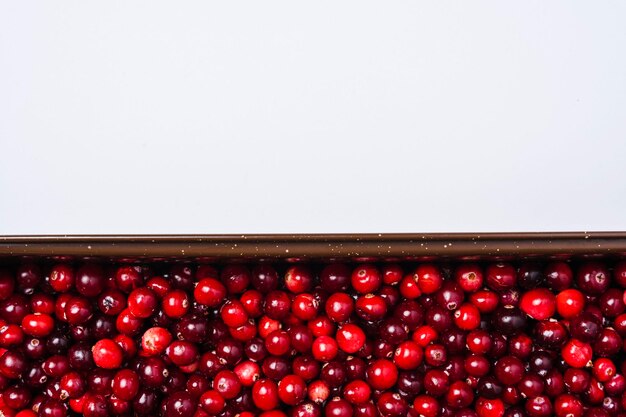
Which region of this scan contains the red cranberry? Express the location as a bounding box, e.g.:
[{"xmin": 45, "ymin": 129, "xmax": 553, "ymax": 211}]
[
  {"xmin": 455, "ymin": 264, "xmax": 483, "ymax": 292},
  {"xmin": 162, "ymin": 290, "xmax": 190, "ymax": 319},
  {"xmin": 251, "ymin": 265, "xmax": 279, "ymax": 294},
  {"xmin": 285, "ymin": 266, "xmax": 313, "ymax": 294},
  {"xmin": 519, "ymin": 288, "xmax": 555, "ymax": 320},
  {"xmin": 111, "ymin": 369, "xmax": 140, "ymax": 401},
  {"xmin": 351, "ymin": 264, "xmax": 382, "ymax": 294},
  {"xmin": 75, "ymin": 264, "xmax": 105, "ymax": 297},
  {"xmin": 252, "ymin": 378, "xmax": 279, "ymax": 410},
  {"xmin": 577, "ymin": 262, "xmax": 610, "ymax": 294},
  {"xmin": 366, "ymin": 359, "xmax": 398, "ymax": 390},
  {"xmin": 486, "ymin": 263, "xmax": 517, "ymax": 292},
  {"xmin": 92, "ymin": 338, "xmax": 124, "ymax": 369},
  {"xmin": 545, "ymin": 261, "xmax": 573, "ymax": 291},
  {"xmin": 562, "ymin": 339, "xmax": 593, "ymax": 368},
  {"xmin": 141, "ymin": 326, "xmax": 172, "ymax": 355},
  {"xmin": 415, "ymin": 264, "xmax": 443, "ymax": 294},
  {"xmin": 325, "ymin": 398, "xmax": 353, "ymax": 417},
  {"xmin": 164, "ymin": 391, "xmax": 196, "ymax": 417},
  {"xmin": 48, "ymin": 264, "xmax": 74, "ymax": 293},
  {"xmin": 127, "ymin": 287, "xmax": 158, "ymax": 318}
]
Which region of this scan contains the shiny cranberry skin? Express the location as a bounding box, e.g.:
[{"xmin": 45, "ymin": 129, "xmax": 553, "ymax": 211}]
[
  {"xmin": 140, "ymin": 326, "xmax": 172, "ymax": 356},
  {"xmin": 284, "ymin": 266, "xmax": 313, "ymax": 294},
  {"xmin": 556, "ymin": 288, "xmax": 585, "ymax": 318},
  {"xmin": 291, "ymin": 293, "xmax": 319, "ymax": 321},
  {"xmin": 133, "ymin": 387, "xmax": 159, "ymax": 415},
  {"xmin": 325, "ymin": 398, "xmax": 353, "ymax": 417},
  {"xmin": 594, "ymin": 327, "xmax": 621, "ymax": 357},
  {"xmin": 455, "ymin": 264, "xmax": 483, "ymax": 292},
  {"xmin": 38, "ymin": 398, "xmax": 68, "ymax": 417},
  {"xmin": 494, "ymin": 356, "xmax": 525, "ymax": 385},
  {"xmin": 92, "ymin": 338, "xmax": 123, "ymax": 369},
  {"xmin": 454, "ymin": 303, "xmax": 481, "ymax": 330},
  {"xmin": 16, "ymin": 263, "xmax": 41, "ymax": 293},
  {"xmin": 75, "ymin": 264, "xmax": 105, "ymax": 297},
  {"xmin": 414, "ymin": 395, "xmax": 440, "ymax": 417},
  {"xmin": 98, "ymin": 289, "xmax": 127, "ymax": 316},
  {"xmin": 599, "ymin": 288, "xmax": 626, "ymax": 317},
  {"xmin": 570, "ymin": 312, "xmax": 601, "ymax": 343},
  {"xmin": 253, "ymin": 378, "xmax": 279, "ymax": 410},
  {"xmin": 486, "ymin": 263, "xmax": 516, "ymax": 292},
  {"xmin": 0, "ymin": 350, "xmax": 27, "ymax": 378},
  {"xmin": 48, "ymin": 264, "xmax": 75, "ymax": 292},
  {"xmin": 288, "ymin": 355, "xmax": 317, "ymax": 382},
  {"xmin": 519, "ymin": 288, "xmax": 555, "ymax": 320},
  {"xmin": 138, "ymin": 356, "xmax": 169, "ymax": 387},
  {"xmin": 492, "ymin": 306, "xmax": 528, "ymax": 335},
  {"xmin": 425, "ymin": 305, "xmax": 453, "ymax": 332},
  {"xmin": 436, "ymin": 281, "xmax": 465, "ymax": 311},
  {"xmin": 0, "ymin": 294, "xmax": 29, "ymax": 324},
  {"xmin": 192, "ymin": 277, "xmax": 226, "ymax": 307},
  {"xmin": 200, "ymin": 389, "xmax": 225, "ymax": 414},
  {"xmin": 545, "ymin": 261, "xmax": 573, "ymax": 291},
  {"xmin": 0, "ymin": 324, "xmax": 23, "ymax": 347},
  {"xmin": 325, "ymin": 293, "xmax": 353, "ymax": 323},
  {"xmin": 251, "ymin": 265, "xmax": 279, "ymax": 294},
  {"xmin": 577, "ymin": 262, "xmax": 610, "ymax": 294},
  {"xmin": 218, "ymin": 265, "xmax": 250, "ymax": 294},
  {"xmin": 470, "ymin": 289, "xmax": 500, "ymax": 313},
  {"xmin": 319, "ymin": 264, "xmax": 350, "ymax": 292},
  {"xmin": 164, "ymin": 390, "xmax": 196, "ymax": 417},
  {"xmin": 534, "ymin": 320, "xmax": 568, "ymax": 348},
  {"xmin": 377, "ymin": 392, "xmax": 408, "ymax": 417},
  {"xmin": 355, "ymin": 294, "xmax": 387, "ymax": 321},
  {"xmin": 126, "ymin": 287, "xmax": 158, "ymax": 319},
  {"xmin": 562, "ymin": 338, "xmax": 593, "ymax": 368},
  {"xmin": 414, "ymin": 264, "xmax": 443, "ymax": 294},
  {"xmin": 111, "ymin": 369, "xmax": 140, "ymax": 401},
  {"xmin": 162, "ymin": 290, "xmax": 190, "ymax": 319},
  {"xmin": 166, "ymin": 340, "xmax": 199, "ymax": 366},
  {"xmin": 554, "ymin": 393, "xmax": 584, "ymax": 417},
  {"xmin": 83, "ymin": 394, "xmax": 109, "ymax": 417},
  {"xmin": 351, "ymin": 264, "xmax": 382, "ymax": 294},
  {"xmin": 446, "ymin": 380, "xmax": 474, "ymax": 409},
  {"xmin": 312, "ymin": 335, "xmax": 338, "ymax": 361},
  {"xmin": 366, "ymin": 359, "xmax": 398, "ymax": 390}
]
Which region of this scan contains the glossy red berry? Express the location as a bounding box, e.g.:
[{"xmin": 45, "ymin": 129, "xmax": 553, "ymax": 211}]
[
  {"xmin": 562, "ymin": 339, "xmax": 593, "ymax": 368},
  {"xmin": 519, "ymin": 288, "xmax": 556, "ymax": 320},
  {"xmin": 92, "ymin": 339, "xmax": 124, "ymax": 369},
  {"xmin": 351, "ymin": 265, "xmax": 382, "ymax": 294},
  {"xmin": 336, "ymin": 324, "xmax": 366, "ymax": 354},
  {"xmin": 556, "ymin": 288, "xmax": 585, "ymax": 318},
  {"xmin": 162, "ymin": 290, "xmax": 190, "ymax": 319},
  {"xmin": 111, "ymin": 369, "xmax": 140, "ymax": 401},
  {"xmin": 415, "ymin": 264, "xmax": 443, "ymax": 294},
  {"xmin": 366, "ymin": 359, "xmax": 398, "ymax": 390},
  {"xmin": 252, "ymin": 379, "xmax": 279, "ymax": 411},
  {"xmin": 278, "ymin": 374, "xmax": 307, "ymax": 405},
  {"xmin": 21, "ymin": 313, "xmax": 54, "ymax": 337}
]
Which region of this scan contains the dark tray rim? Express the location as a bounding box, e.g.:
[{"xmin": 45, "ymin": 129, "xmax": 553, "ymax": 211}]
[{"xmin": 2, "ymin": 232, "xmax": 626, "ymax": 259}]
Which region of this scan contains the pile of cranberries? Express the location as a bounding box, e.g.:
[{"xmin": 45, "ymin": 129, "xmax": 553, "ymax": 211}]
[{"xmin": 1, "ymin": 260, "xmax": 626, "ymax": 417}]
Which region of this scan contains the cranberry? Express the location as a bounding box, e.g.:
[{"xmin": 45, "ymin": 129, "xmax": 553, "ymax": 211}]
[
  {"xmin": 519, "ymin": 288, "xmax": 556, "ymax": 320},
  {"xmin": 141, "ymin": 326, "xmax": 173, "ymax": 355},
  {"xmin": 325, "ymin": 398, "xmax": 353, "ymax": 417},
  {"xmin": 49, "ymin": 265, "xmax": 75, "ymax": 293},
  {"xmin": 251, "ymin": 265, "xmax": 279, "ymax": 294},
  {"xmin": 486, "ymin": 263, "xmax": 517, "ymax": 292},
  {"xmin": 111, "ymin": 368, "xmax": 140, "ymax": 400},
  {"xmin": 545, "ymin": 261, "xmax": 573, "ymax": 291},
  {"xmin": 556, "ymin": 288, "xmax": 585, "ymax": 318},
  {"xmin": 162, "ymin": 290, "xmax": 190, "ymax": 319},
  {"xmin": 455, "ymin": 264, "xmax": 483, "ymax": 293},
  {"xmin": 75, "ymin": 264, "xmax": 105, "ymax": 297},
  {"xmin": 253, "ymin": 378, "xmax": 279, "ymax": 410},
  {"xmin": 366, "ymin": 359, "xmax": 398, "ymax": 390},
  {"xmin": 127, "ymin": 287, "xmax": 158, "ymax": 318},
  {"xmin": 285, "ymin": 266, "xmax": 313, "ymax": 294},
  {"xmin": 578, "ymin": 262, "xmax": 610, "ymax": 294},
  {"xmin": 164, "ymin": 391, "xmax": 196, "ymax": 417},
  {"xmin": 415, "ymin": 264, "xmax": 443, "ymax": 294},
  {"xmin": 92, "ymin": 338, "xmax": 124, "ymax": 369},
  {"xmin": 562, "ymin": 339, "xmax": 593, "ymax": 368}
]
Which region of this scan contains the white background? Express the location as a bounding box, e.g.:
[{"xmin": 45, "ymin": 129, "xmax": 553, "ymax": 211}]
[{"xmin": 1, "ymin": 2, "xmax": 625, "ymax": 234}]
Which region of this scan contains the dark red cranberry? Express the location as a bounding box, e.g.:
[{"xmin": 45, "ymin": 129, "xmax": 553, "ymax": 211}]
[
  {"xmin": 250, "ymin": 265, "xmax": 279, "ymax": 294},
  {"xmin": 570, "ymin": 311, "xmax": 602, "ymax": 342},
  {"xmin": 436, "ymin": 281, "xmax": 465, "ymax": 310},
  {"xmin": 577, "ymin": 262, "xmax": 610, "ymax": 295},
  {"xmin": 545, "ymin": 261, "xmax": 573, "ymax": 291},
  {"xmin": 0, "ymin": 350, "xmax": 27, "ymax": 378},
  {"xmin": 0, "ymin": 294, "xmax": 29, "ymax": 324},
  {"xmin": 320, "ymin": 264, "xmax": 351, "ymax": 292},
  {"xmin": 133, "ymin": 387, "xmax": 159, "ymax": 415},
  {"xmin": 492, "ymin": 306, "xmax": 528, "ymax": 335},
  {"xmin": 486, "ymin": 263, "xmax": 517, "ymax": 292},
  {"xmin": 378, "ymin": 392, "xmax": 409, "ymax": 417},
  {"xmin": 534, "ymin": 320, "xmax": 568, "ymax": 348},
  {"xmin": 325, "ymin": 398, "xmax": 353, "ymax": 417},
  {"xmin": 164, "ymin": 390, "xmax": 196, "ymax": 417}
]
